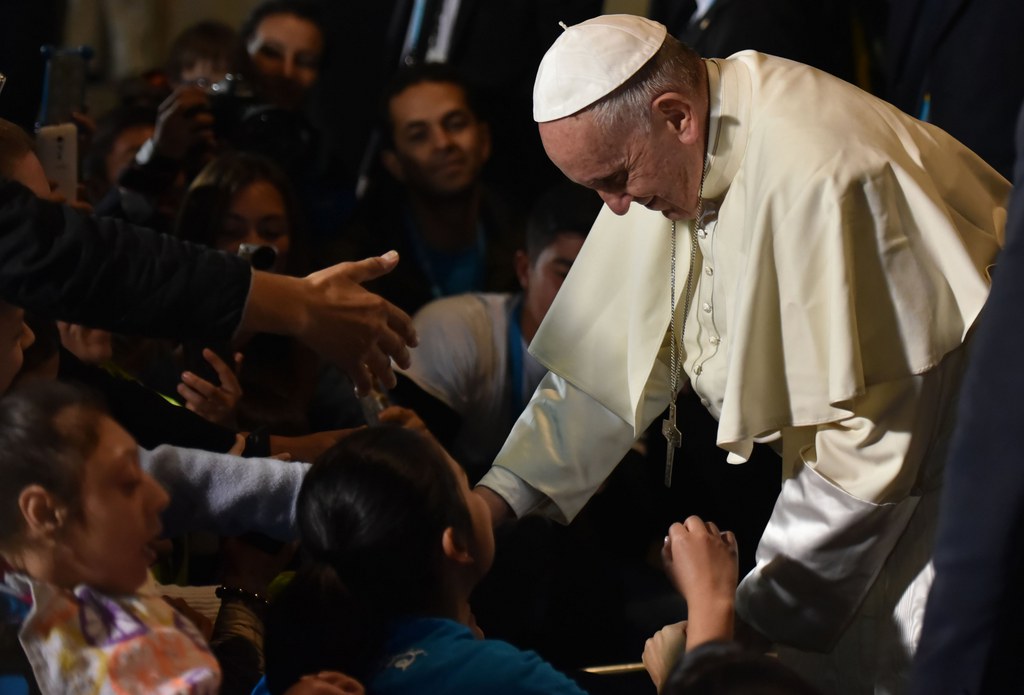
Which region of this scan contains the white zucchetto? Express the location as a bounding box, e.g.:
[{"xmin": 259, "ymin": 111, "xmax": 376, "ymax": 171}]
[{"xmin": 533, "ymin": 14, "xmax": 667, "ymax": 123}]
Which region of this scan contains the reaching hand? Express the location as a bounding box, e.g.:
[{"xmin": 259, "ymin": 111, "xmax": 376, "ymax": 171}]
[
  {"xmin": 378, "ymin": 405, "xmax": 430, "ymax": 435},
  {"xmin": 662, "ymin": 515, "xmax": 738, "ymax": 608},
  {"xmin": 296, "ymin": 252, "xmax": 417, "ymax": 394},
  {"xmin": 643, "ymin": 620, "xmax": 687, "ymax": 693},
  {"xmin": 152, "ymin": 86, "xmax": 215, "ymax": 161},
  {"xmin": 178, "ymin": 348, "xmax": 243, "ymax": 426},
  {"xmin": 661, "ymin": 515, "xmax": 738, "ymax": 650},
  {"xmin": 56, "ymin": 322, "xmax": 113, "ymax": 364}
]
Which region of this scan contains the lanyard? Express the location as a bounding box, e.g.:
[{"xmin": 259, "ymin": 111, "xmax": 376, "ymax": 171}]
[
  {"xmin": 507, "ymin": 297, "xmax": 526, "ymax": 416},
  {"xmin": 403, "ymin": 209, "xmax": 486, "ymax": 299}
]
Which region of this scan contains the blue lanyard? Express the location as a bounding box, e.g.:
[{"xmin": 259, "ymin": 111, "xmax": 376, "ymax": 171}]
[
  {"xmin": 507, "ymin": 297, "xmax": 526, "ymax": 416},
  {"xmin": 403, "ymin": 209, "xmax": 486, "ymax": 299}
]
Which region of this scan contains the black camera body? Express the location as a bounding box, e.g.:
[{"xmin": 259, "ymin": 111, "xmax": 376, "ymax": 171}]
[{"xmin": 206, "ymin": 74, "xmax": 312, "ymax": 172}]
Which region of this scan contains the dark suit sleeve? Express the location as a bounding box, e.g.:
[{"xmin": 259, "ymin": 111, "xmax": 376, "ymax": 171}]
[
  {"xmin": 0, "ymin": 179, "xmax": 251, "ymax": 340},
  {"xmin": 911, "ymin": 104, "xmax": 1024, "ymax": 694}
]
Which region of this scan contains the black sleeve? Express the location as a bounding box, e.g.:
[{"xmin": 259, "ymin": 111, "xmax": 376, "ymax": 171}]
[{"xmin": 0, "ymin": 179, "xmax": 251, "ymax": 341}]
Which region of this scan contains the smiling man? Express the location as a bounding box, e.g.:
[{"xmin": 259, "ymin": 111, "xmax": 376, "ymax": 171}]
[
  {"xmin": 330, "ymin": 63, "xmax": 523, "ymax": 316},
  {"xmin": 472, "ymin": 14, "xmax": 1009, "ymax": 694}
]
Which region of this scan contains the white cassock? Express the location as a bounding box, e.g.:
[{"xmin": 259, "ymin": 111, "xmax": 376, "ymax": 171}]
[{"xmin": 478, "ymin": 52, "xmax": 1009, "ymax": 693}]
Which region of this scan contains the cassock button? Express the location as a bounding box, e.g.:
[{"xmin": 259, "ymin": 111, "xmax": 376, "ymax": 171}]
[
  {"xmin": 694, "ymin": 364, "xmax": 703, "ymax": 375},
  {"xmin": 709, "ymin": 335, "xmax": 720, "ymax": 345},
  {"xmin": 702, "ymin": 302, "xmax": 712, "ymax": 313},
  {"xmin": 705, "ymin": 266, "xmax": 714, "ymax": 276},
  {"xmin": 697, "ymin": 229, "xmax": 708, "ymax": 239}
]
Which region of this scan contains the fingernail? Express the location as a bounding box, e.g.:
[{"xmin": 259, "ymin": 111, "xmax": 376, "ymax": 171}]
[
  {"xmin": 381, "ymin": 250, "xmax": 398, "ymax": 262},
  {"xmin": 664, "ymin": 535, "xmax": 670, "ymax": 545}
]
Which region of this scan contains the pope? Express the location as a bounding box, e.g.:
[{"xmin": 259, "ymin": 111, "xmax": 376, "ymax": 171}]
[{"xmin": 472, "ymin": 14, "xmax": 1008, "ymax": 694}]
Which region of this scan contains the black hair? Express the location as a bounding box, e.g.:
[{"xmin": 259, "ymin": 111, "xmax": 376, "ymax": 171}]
[
  {"xmin": 379, "ymin": 62, "xmax": 484, "ymax": 148},
  {"xmin": 166, "ymin": 20, "xmax": 240, "ymax": 84},
  {"xmin": 264, "ymin": 426, "xmax": 472, "ymax": 692},
  {"xmin": 174, "ymin": 151, "xmax": 309, "ymax": 275},
  {"xmin": 240, "ymin": 0, "xmax": 327, "ymax": 51},
  {"xmin": 0, "ymin": 382, "xmax": 106, "ymax": 548},
  {"xmin": 525, "ymin": 179, "xmax": 601, "ymax": 262},
  {"xmin": 663, "ymin": 643, "xmax": 823, "ymax": 695}
]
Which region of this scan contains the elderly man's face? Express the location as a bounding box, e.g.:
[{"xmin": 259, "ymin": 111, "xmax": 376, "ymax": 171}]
[{"xmin": 539, "ymin": 111, "xmax": 701, "ymax": 221}]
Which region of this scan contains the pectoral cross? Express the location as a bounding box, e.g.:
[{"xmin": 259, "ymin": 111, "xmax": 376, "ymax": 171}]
[{"xmin": 662, "ymin": 401, "xmax": 681, "ymax": 487}]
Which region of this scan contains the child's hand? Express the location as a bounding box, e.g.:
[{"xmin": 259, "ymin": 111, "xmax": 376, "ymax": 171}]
[
  {"xmin": 643, "ymin": 620, "xmax": 687, "ymax": 692},
  {"xmin": 662, "ymin": 516, "xmax": 738, "ymax": 607},
  {"xmin": 661, "ymin": 516, "xmax": 738, "ymax": 649},
  {"xmin": 178, "ymin": 348, "xmax": 243, "ymax": 426}
]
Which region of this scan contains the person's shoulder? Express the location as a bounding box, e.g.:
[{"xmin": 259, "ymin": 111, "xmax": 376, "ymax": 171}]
[
  {"xmin": 373, "ymin": 618, "xmax": 586, "ymax": 695},
  {"xmin": 414, "ymin": 293, "xmax": 510, "ymax": 331}
]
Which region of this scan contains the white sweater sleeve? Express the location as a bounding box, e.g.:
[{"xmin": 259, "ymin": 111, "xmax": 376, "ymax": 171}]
[{"xmin": 141, "ymin": 445, "xmax": 309, "ymax": 540}]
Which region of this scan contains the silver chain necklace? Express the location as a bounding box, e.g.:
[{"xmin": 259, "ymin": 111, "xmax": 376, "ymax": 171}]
[{"xmin": 662, "ymin": 161, "xmax": 707, "ymax": 487}]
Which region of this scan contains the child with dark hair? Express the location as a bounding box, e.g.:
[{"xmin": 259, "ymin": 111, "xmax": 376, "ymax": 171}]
[
  {"xmin": 259, "ymin": 426, "xmax": 588, "ymax": 695},
  {"xmin": 166, "ymin": 20, "xmax": 239, "ymax": 88},
  {"xmin": 0, "ymin": 382, "xmax": 220, "ymax": 694}
]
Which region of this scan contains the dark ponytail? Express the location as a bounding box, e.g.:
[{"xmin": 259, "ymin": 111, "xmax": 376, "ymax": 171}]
[{"xmin": 263, "ymin": 426, "xmax": 472, "ymax": 690}]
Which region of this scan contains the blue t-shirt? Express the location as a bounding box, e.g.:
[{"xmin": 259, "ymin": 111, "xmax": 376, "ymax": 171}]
[
  {"xmin": 371, "ymin": 617, "xmax": 588, "ymax": 695},
  {"xmin": 252, "ymin": 617, "xmax": 588, "ymax": 695}
]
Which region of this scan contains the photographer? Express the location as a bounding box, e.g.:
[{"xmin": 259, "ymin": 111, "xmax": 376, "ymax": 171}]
[{"xmin": 92, "ymin": 84, "xmax": 216, "ymax": 233}]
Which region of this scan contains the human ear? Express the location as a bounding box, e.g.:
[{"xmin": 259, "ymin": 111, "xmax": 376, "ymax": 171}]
[
  {"xmin": 652, "ymin": 92, "xmax": 700, "ymax": 146},
  {"xmin": 380, "ymin": 149, "xmax": 406, "ymax": 183},
  {"xmin": 514, "ymin": 250, "xmax": 531, "ymax": 291},
  {"xmin": 441, "ymin": 526, "xmax": 474, "ymax": 565},
  {"xmin": 18, "ymin": 485, "xmax": 63, "ymax": 539}
]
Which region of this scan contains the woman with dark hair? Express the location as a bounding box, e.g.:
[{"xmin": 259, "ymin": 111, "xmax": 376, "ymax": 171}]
[
  {"xmin": 239, "ymin": 0, "xmax": 326, "ymax": 113},
  {"xmin": 176, "ymin": 151, "xmax": 309, "ymax": 275},
  {"xmin": 160, "ymin": 152, "xmax": 354, "ymax": 434},
  {"xmin": 259, "ymin": 426, "xmax": 588, "ymax": 695}
]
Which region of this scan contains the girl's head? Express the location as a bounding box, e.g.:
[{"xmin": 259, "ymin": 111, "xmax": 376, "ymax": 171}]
[
  {"xmin": 264, "ymin": 426, "xmax": 493, "ymax": 691},
  {"xmin": 0, "ymin": 382, "xmax": 169, "ymax": 595},
  {"xmin": 175, "ymin": 152, "xmax": 306, "ymax": 274},
  {"xmin": 298, "ymin": 425, "xmax": 494, "ymax": 612}
]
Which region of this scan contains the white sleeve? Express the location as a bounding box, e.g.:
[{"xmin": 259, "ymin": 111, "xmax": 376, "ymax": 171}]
[
  {"xmin": 141, "ymin": 445, "xmax": 309, "ymax": 540},
  {"xmin": 736, "ymin": 346, "xmax": 965, "ymax": 649},
  {"xmin": 398, "ymin": 296, "xmax": 491, "ymax": 414},
  {"xmin": 478, "ymin": 370, "xmax": 647, "ymax": 524}
]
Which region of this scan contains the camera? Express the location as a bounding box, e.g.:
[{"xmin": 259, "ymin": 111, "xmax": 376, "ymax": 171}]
[
  {"xmin": 204, "ymin": 74, "xmax": 312, "ymax": 172},
  {"xmin": 237, "ymin": 243, "xmax": 278, "ymax": 271}
]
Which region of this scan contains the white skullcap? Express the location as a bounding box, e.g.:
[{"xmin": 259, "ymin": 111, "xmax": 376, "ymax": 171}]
[{"xmin": 533, "ymin": 15, "xmax": 667, "ymax": 123}]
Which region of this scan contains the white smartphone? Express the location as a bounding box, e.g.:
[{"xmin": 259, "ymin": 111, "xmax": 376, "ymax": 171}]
[{"xmin": 35, "ymin": 123, "xmax": 78, "ymax": 200}]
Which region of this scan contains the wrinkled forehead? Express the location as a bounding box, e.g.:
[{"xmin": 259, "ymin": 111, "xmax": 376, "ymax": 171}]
[{"xmin": 539, "ymin": 115, "xmax": 626, "ymax": 186}]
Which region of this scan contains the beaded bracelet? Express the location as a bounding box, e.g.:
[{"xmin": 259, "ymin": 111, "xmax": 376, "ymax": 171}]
[{"xmin": 215, "ymin": 585, "xmax": 270, "ymax": 608}]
